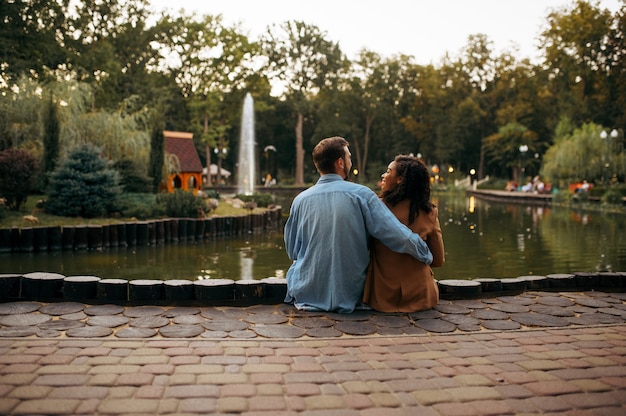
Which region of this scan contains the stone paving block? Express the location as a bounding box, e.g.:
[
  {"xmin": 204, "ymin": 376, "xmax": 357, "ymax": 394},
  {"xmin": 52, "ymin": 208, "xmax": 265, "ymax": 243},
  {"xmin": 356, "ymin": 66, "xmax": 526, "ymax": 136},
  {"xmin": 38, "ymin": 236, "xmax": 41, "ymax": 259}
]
[
  {"xmin": 85, "ymin": 356, "xmax": 122, "ymax": 365},
  {"xmin": 0, "ymin": 373, "xmax": 37, "ymax": 385},
  {"xmin": 108, "ymin": 386, "xmax": 137, "ymax": 398},
  {"xmin": 527, "ymin": 395, "xmax": 572, "ymax": 412},
  {"xmin": 154, "ymin": 398, "xmax": 177, "ymax": 414},
  {"xmin": 8, "ymin": 385, "xmax": 51, "ymax": 399},
  {"xmin": 248, "ymin": 395, "xmax": 287, "ymax": 411},
  {"xmin": 562, "ymin": 391, "xmax": 624, "ymax": 409},
  {"xmin": 432, "ymin": 402, "xmax": 477, "ymax": 416},
  {"xmin": 284, "ymin": 382, "xmax": 321, "ymax": 396},
  {"xmin": 165, "ymin": 384, "xmax": 219, "ymax": 398},
  {"xmin": 412, "ymin": 389, "xmax": 454, "ymax": 405},
  {"xmin": 116, "ymin": 372, "xmax": 155, "ymax": 386},
  {"xmin": 217, "ymin": 396, "xmax": 248, "ymax": 413},
  {"xmin": 303, "ymin": 394, "xmax": 346, "ymax": 410},
  {"xmin": 74, "ymin": 398, "xmax": 99, "ymax": 415},
  {"xmin": 49, "ymin": 385, "xmax": 109, "ymax": 399},
  {"xmin": 516, "ymin": 359, "xmax": 566, "ymax": 371},
  {"xmin": 88, "ymin": 373, "xmax": 117, "ymax": 386},
  {"xmin": 445, "ymin": 386, "xmax": 503, "ymax": 402},
  {"xmin": 524, "ymin": 380, "xmax": 582, "ymax": 395},
  {"xmin": 135, "ymin": 385, "xmax": 165, "ymax": 399},
  {"xmin": 469, "ymin": 399, "xmax": 517, "ymax": 415},
  {"xmin": 88, "ymin": 364, "xmax": 141, "ymax": 374},
  {"xmin": 140, "ymin": 363, "xmax": 175, "ymax": 375},
  {"xmin": 256, "ymin": 383, "xmax": 285, "ymax": 395},
  {"xmin": 34, "ymin": 374, "xmax": 91, "ymax": 386},
  {"xmin": 493, "ymin": 384, "xmax": 534, "ymax": 399},
  {"xmin": 178, "ymin": 397, "xmax": 217, "ymax": 413},
  {"xmin": 13, "ymin": 399, "xmax": 80, "ymax": 415},
  {"xmin": 98, "ymin": 398, "xmax": 159, "ymax": 415},
  {"xmin": 453, "ymin": 374, "xmax": 494, "ymax": 386},
  {"xmin": 242, "ymin": 363, "xmax": 290, "ymax": 373}
]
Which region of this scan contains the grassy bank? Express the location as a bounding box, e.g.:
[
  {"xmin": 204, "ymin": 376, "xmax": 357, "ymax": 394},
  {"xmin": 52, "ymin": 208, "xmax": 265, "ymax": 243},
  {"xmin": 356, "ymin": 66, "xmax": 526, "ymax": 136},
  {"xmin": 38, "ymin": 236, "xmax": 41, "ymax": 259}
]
[{"xmin": 0, "ymin": 195, "xmax": 268, "ymax": 229}]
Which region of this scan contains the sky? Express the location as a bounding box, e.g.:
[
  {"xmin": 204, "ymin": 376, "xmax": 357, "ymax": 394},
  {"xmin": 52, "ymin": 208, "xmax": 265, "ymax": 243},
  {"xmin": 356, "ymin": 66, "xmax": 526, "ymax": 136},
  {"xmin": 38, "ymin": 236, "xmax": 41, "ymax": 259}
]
[{"xmin": 149, "ymin": 0, "xmax": 622, "ymax": 65}]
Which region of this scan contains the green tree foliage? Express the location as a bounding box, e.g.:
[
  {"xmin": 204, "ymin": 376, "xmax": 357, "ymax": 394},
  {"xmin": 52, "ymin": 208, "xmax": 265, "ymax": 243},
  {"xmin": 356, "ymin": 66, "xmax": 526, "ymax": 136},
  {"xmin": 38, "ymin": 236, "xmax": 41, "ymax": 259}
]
[
  {"xmin": 113, "ymin": 158, "xmax": 152, "ymax": 193},
  {"xmin": 41, "ymin": 95, "xmax": 60, "ymax": 190},
  {"xmin": 0, "ymin": 148, "xmax": 38, "ymax": 210},
  {"xmin": 483, "ymin": 123, "xmax": 540, "ymax": 180},
  {"xmin": 148, "ymin": 120, "xmax": 164, "ymax": 193},
  {"xmin": 1, "ymin": 0, "xmax": 625, "ymax": 190},
  {"xmin": 540, "ymin": 123, "xmax": 622, "ymax": 188},
  {"xmin": 261, "ymin": 21, "xmax": 346, "ymax": 185},
  {"xmin": 540, "ymin": 0, "xmax": 616, "ymax": 125},
  {"xmin": 46, "ymin": 144, "xmax": 122, "ymax": 218},
  {"xmin": 0, "ymin": 0, "xmax": 67, "ymax": 83}
]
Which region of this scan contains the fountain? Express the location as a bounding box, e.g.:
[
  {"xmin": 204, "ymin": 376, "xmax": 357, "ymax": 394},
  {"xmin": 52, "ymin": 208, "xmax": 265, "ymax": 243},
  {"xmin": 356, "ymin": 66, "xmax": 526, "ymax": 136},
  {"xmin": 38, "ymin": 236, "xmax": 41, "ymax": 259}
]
[{"xmin": 237, "ymin": 93, "xmax": 256, "ymax": 195}]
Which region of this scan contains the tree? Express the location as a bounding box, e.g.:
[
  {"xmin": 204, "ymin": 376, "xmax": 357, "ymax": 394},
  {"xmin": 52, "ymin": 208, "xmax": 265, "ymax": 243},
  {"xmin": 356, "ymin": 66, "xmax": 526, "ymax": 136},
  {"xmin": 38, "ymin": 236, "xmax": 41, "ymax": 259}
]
[
  {"xmin": 483, "ymin": 122, "xmax": 539, "ymax": 181},
  {"xmin": 540, "ymin": 0, "xmax": 615, "ymax": 126},
  {"xmin": 46, "ymin": 144, "xmax": 122, "ymax": 217},
  {"xmin": 41, "ymin": 95, "xmax": 60, "ymax": 190},
  {"xmin": 0, "ymin": 0, "xmax": 66, "ymax": 83},
  {"xmin": 0, "ymin": 148, "xmax": 38, "ymax": 210},
  {"xmin": 261, "ymin": 21, "xmax": 346, "ymax": 185},
  {"xmin": 541, "ymin": 122, "xmax": 625, "ymax": 188},
  {"xmin": 148, "ymin": 119, "xmax": 165, "ymax": 193}
]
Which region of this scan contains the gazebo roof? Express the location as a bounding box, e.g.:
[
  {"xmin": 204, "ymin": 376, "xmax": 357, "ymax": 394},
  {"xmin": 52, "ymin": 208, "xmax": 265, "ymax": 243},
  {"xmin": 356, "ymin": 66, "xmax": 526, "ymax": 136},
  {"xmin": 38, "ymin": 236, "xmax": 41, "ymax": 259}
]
[{"xmin": 164, "ymin": 131, "xmax": 202, "ymax": 173}]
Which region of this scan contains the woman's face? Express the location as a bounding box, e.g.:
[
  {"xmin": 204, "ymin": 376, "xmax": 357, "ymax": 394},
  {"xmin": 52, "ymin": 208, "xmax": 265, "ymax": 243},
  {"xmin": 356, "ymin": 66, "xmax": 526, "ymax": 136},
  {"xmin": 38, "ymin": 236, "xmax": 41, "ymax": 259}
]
[{"xmin": 381, "ymin": 161, "xmax": 400, "ymax": 192}]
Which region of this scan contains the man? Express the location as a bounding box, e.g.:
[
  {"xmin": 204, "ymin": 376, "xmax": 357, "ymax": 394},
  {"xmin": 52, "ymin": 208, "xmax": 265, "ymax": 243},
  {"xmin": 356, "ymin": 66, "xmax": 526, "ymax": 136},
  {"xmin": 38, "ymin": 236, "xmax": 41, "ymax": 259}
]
[{"xmin": 284, "ymin": 136, "xmax": 433, "ymax": 313}]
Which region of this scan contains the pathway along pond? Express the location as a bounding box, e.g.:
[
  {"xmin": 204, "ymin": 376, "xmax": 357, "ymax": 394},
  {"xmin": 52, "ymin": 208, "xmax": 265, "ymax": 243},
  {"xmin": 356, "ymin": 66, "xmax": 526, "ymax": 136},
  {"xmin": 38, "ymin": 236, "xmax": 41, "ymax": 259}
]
[{"xmin": 1, "ymin": 192, "xmax": 625, "ymax": 281}]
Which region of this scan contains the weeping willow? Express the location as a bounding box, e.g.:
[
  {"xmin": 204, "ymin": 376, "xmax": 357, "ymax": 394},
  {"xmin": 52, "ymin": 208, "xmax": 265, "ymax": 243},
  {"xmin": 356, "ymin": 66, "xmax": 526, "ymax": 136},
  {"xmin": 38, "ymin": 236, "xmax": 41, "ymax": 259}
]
[
  {"xmin": 53, "ymin": 82, "xmax": 151, "ymax": 170},
  {"xmin": 541, "ymin": 123, "xmax": 620, "ymax": 188}
]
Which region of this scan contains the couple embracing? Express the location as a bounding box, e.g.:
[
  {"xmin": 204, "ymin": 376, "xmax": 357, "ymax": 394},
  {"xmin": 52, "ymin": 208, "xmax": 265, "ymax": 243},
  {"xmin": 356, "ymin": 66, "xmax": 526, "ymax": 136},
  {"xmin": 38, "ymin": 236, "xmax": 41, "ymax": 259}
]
[{"xmin": 284, "ymin": 136, "xmax": 445, "ymax": 313}]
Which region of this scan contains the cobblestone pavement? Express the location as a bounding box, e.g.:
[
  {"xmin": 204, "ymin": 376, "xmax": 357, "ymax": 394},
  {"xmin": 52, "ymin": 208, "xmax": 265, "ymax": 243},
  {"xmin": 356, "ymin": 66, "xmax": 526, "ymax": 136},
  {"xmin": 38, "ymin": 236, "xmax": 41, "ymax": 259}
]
[{"xmin": 1, "ymin": 291, "xmax": 625, "ymax": 415}]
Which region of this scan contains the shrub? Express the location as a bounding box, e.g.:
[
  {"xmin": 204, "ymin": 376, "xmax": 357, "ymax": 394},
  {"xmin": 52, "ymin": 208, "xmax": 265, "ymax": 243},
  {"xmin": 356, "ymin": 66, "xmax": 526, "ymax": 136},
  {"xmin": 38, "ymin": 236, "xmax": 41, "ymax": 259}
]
[
  {"xmin": 119, "ymin": 193, "xmax": 164, "ymax": 220},
  {"xmin": 601, "ymin": 189, "xmax": 624, "ymax": 205},
  {"xmin": 45, "ymin": 144, "xmax": 123, "ymax": 217},
  {"xmin": 0, "ymin": 148, "xmax": 38, "ymax": 210},
  {"xmin": 157, "ymin": 190, "xmax": 205, "ymax": 218},
  {"xmin": 113, "ymin": 159, "xmax": 152, "ymax": 193},
  {"xmin": 236, "ymin": 192, "xmax": 274, "ymax": 207}
]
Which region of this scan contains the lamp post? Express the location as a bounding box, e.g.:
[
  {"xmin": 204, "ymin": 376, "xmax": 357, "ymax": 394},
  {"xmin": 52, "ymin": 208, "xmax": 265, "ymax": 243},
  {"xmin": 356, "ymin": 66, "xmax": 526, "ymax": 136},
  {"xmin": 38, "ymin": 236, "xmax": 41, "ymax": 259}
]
[
  {"xmin": 600, "ymin": 130, "xmax": 613, "ymax": 185},
  {"xmin": 263, "ymin": 145, "xmax": 277, "ymax": 187},
  {"xmin": 214, "ymin": 146, "xmax": 228, "ymax": 187},
  {"xmin": 519, "ymin": 144, "xmax": 528, "ymax": 182}
]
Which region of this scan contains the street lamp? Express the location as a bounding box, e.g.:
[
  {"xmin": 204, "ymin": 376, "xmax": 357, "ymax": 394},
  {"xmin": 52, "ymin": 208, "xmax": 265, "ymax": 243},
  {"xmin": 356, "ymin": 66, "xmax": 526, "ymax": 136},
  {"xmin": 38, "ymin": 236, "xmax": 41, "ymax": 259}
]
[
  {"xmin": 600, "ymin": 130, "xmax": 610, "ymax": 185},
  {"xmin": 519, "ymin": 144, "xmax": 528, "ymax": 181},
  {"xmin": 213, "ymin": 147, "xmax": 228, "ymax": 187}
]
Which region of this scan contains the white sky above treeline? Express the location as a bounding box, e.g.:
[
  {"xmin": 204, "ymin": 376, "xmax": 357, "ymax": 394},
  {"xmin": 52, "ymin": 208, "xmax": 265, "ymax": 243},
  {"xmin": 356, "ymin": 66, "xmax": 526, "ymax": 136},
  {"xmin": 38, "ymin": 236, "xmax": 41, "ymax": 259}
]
[{"xmin": 148, "ymin": 0, "xmax": 622, "ymax": 64}]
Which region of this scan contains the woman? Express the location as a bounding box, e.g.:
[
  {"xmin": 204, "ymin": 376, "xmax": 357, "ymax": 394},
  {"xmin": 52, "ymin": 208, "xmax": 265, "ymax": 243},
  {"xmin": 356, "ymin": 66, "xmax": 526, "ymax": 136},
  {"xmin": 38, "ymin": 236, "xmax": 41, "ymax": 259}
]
[{"xmin": 363, "ymin": 155, "xmax": 445, "ymax": 312}]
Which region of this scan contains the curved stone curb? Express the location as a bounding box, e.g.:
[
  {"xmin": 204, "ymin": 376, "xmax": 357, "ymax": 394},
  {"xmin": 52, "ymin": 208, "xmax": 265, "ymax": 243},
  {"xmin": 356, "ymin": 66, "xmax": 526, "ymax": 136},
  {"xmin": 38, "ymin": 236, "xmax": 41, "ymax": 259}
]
[{"xmin": 2, "ymin": 271, "xmax": 624, "ymax": 305}]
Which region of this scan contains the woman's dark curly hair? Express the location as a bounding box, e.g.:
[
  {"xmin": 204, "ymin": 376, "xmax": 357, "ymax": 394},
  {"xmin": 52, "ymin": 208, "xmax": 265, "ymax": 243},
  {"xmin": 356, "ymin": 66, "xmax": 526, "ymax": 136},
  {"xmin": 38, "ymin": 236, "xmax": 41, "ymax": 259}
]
[{"xmin": 381, "ymin": 155, "xmax": 433, "ymax": 225}]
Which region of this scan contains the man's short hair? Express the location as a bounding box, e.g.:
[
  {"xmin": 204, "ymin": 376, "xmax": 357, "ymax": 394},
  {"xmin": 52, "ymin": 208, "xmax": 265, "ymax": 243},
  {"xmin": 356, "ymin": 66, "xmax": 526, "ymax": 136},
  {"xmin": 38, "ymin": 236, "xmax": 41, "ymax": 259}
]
[{"xmin": 313, "ymin": 136, "xmax": 349, "ymax": 174}]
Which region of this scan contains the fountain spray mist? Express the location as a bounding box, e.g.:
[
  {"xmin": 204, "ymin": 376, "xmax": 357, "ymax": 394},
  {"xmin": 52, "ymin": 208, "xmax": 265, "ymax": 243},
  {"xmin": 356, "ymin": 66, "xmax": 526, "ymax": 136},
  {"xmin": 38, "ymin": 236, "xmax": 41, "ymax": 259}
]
[{"xmin": 237, "ymin": 93, "xmax": 256, "ymax": 195}]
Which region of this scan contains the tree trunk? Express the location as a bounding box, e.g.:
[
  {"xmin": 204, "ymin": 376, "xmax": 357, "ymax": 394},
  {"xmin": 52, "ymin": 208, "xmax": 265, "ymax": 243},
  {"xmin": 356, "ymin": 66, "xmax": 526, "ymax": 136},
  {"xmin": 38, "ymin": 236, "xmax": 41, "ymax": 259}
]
[
  {"xmin": 362, "ymin": 115, "xmax": 373, "ymax": 182},
  {"xmin": 204, "ymin": 114, "xmax": 211, "ymax": 187},
  {"xmin": 295, "ymin": 112, "xmax": 305, "ymax": 186}
]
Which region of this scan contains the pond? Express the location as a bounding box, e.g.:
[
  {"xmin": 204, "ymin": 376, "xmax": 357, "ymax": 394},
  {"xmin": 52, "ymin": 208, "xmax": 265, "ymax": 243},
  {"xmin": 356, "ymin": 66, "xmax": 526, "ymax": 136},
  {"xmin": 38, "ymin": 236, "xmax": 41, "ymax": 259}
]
[{"xmin": 1, "ymin": 192, "xmax": 624, "ymax": 281}]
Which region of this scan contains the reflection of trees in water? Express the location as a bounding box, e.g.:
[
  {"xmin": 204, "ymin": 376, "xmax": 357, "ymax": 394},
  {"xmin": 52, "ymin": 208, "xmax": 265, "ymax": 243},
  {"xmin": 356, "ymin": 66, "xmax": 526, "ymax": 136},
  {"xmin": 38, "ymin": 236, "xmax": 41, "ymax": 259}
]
[
  {"xmin": 539, "ymin": 207, "xmax": 625, "ymax": 272},
  {"xmin": 437, "ymin": 194, "xmax": 626, "ymax": 279}
]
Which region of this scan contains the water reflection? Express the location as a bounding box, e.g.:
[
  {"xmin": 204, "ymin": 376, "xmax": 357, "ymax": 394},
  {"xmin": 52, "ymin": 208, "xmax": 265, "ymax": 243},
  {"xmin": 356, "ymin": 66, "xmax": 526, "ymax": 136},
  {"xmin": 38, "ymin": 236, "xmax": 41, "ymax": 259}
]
[{"xmin": 1, "ymin": 193, "xmax": 624, "ymax": 280}]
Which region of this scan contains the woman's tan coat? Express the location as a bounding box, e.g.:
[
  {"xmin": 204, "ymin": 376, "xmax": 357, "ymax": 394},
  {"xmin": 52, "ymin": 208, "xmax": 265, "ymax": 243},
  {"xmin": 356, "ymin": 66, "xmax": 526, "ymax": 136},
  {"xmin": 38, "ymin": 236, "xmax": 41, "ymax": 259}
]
[{"xmin": 363, "ymin": 199, "xmax": 445, "ymax": 312}]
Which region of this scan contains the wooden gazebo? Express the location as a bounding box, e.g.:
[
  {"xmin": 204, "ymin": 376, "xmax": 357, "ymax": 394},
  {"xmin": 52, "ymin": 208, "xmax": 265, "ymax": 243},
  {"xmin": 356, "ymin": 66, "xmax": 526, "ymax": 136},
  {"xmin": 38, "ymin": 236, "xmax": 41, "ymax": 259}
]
[{"xmin": 163, "ymin": 131, "xmax": 202, "ymax": 194}]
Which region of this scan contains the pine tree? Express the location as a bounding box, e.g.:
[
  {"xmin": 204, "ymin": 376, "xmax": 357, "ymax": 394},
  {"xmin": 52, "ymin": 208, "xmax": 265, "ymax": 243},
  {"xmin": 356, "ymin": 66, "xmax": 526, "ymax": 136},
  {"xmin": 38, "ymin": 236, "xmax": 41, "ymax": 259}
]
[{"xmin": 46, "ymin": 144, "xmax": 122, "ymax": 217}]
